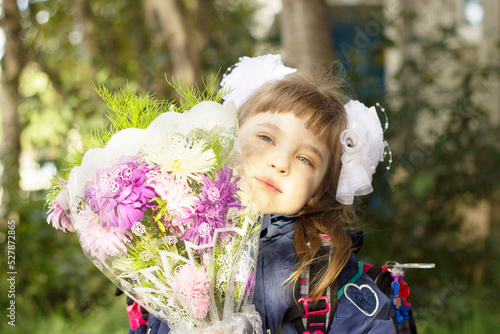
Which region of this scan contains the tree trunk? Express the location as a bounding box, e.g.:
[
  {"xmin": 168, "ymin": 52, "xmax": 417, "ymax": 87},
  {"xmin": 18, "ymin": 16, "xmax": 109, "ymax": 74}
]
[
  {"xmin": 401, "ymin": 0, "xmax": 418, "ymax": 150},
  {"xmin": 142, "ymin": 0, "xmax": 203, "ymax": 89},
  {"xmin": 281, "ymin": 0, "xmax": 334, "ymax": 68},
  {"xmin": 74, "ymin": 0, "xmax": 98, "ymax": 59},
  {"xmin": 0, "ymin": 0, "xmax": 27, "ymax": 220},
  {"xmin": 184, "ymin": 0, "xmax": 210, "ymax": 48}
]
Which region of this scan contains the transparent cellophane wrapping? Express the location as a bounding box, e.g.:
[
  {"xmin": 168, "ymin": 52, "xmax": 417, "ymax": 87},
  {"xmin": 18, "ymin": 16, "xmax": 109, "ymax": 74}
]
[{"xmin": 67, "ymin": 101, "xmax": 263, "ymax": 334}]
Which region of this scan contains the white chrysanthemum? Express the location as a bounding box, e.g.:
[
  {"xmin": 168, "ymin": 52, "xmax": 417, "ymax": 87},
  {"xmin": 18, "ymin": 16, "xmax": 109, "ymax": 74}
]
[{"xmin": 144, "ymin": 139, "xmax": 216, "ymax": 182}]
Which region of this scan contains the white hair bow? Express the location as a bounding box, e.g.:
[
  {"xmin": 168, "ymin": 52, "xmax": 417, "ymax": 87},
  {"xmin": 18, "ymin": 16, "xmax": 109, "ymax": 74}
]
[
  {"xmin": 220, "ymin": 54, "xmax": 296, "ymax": 110},
  {"xmin": 336, "ymin": 100, "xmax": 388, "ymax": 205}
]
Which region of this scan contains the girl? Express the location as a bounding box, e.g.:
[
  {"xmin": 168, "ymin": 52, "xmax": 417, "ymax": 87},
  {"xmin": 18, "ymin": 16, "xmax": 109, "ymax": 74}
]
[{"xmin": 129, "ymin": 58, "xmax": 396, "ymax": 334}]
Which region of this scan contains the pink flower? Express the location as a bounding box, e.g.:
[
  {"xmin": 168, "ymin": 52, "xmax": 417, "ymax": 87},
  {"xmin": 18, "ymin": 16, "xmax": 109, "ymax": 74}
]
[
  {"xmin": 47, "ymin": 187, "xmax": 75, "ymax": 233},
  {"xmin": 146, "ymin": 170, "xmax": 196, "ymax": 236},
  {"xmin": 172, "ymin": 264, "xmax": 210, "ymax": 319},
  {"xmin": 78, "ymin": 214, "xmax": 132, "ymax": 263}
]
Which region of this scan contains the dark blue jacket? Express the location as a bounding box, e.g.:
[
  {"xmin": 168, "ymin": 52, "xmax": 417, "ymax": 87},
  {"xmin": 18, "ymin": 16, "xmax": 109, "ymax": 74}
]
[{"xmin": 129, "ymin": 214, "xmax": 396, "ymax": 334}]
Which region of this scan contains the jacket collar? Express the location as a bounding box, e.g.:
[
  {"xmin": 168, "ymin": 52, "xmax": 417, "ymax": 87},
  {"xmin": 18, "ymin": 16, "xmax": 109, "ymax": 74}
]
[
  {"xmin": 259, "ymin": 214, "xmax": 298, "ymax": 247},
  {"xmin": 261, "ymin": 214, "xmax": 364, "ymax": 247}
]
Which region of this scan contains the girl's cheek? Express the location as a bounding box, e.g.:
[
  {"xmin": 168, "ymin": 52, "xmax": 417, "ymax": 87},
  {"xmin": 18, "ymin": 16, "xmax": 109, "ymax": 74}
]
[{"xmin": 242, "ymin": 140, "xmax": 264, "ymax": 158}]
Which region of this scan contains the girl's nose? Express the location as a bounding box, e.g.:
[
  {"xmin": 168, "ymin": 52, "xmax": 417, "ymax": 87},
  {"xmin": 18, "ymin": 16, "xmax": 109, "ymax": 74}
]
[{"xmin": 267, "ymin": 154, "xmax": 290, "ymax": 175}]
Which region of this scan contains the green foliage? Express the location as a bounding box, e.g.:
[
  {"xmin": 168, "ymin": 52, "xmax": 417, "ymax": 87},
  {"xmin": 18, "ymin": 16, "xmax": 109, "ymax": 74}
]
[
  {"xmin": 167, "ymin": 73, "xmax": 230, "ymax": 113},
  {"xmin": 92, "ymin": 84, "xmax": 171, "ymax": 146},
  {"xmin": 0, "ymin": 197, "xmax": 112, "ymax": 320}
]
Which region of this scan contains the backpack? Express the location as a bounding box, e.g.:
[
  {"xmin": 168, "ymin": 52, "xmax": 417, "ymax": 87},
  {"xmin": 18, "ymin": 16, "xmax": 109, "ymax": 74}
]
[
  {"xmin": 276, "ymin": 247, "xmax": 433, "ymax": 334},
  {"xmin": 364, "ymin": 263, "xmax": 417, "ymax": 334}
]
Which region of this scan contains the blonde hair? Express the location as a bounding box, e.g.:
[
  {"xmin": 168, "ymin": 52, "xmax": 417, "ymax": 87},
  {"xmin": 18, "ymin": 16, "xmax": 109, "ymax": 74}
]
[{"xmin": 238, "ymin": 65, "xmax": 356, "ymax": 300}]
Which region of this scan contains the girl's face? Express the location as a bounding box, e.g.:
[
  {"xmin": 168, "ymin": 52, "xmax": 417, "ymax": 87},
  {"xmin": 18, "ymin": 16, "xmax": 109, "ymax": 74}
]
[{"xmin": 239, "ymin": 111, "xmax": 330, "ymax": 215}]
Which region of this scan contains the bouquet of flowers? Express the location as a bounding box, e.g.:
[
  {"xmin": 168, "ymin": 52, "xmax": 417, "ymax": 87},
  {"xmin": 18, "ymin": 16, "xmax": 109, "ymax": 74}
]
[{"xmin": 46, "ymin": 84, "xmax": 263, "ymax": 334}]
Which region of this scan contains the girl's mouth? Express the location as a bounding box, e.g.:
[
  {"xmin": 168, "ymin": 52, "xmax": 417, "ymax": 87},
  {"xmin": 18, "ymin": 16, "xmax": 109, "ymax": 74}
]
[{"xmin": 255, "ymin": 177, "xmax": 282, "ymax": 193}]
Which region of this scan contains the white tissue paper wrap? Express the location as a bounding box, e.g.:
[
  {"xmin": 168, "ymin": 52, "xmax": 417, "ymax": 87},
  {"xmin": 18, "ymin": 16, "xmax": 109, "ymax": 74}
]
[{"xmin": 336, "ymin": 100, "xmax": 385, "ymax": 205}]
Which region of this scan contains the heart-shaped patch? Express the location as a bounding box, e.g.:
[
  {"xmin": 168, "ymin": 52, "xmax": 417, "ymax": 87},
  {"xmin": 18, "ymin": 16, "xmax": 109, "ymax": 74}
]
[{"xmin": 344, "ymin": 283, "xmax": 379, "ymax": 317}]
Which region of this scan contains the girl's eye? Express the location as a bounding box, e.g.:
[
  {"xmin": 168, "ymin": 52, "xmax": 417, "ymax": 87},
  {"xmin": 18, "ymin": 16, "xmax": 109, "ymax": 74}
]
[
  {"xmin": 258, "ymin": 135, "xmax": 274, "ymax": 144},
  {"xmin": 297, "ymin": 156, "xmax": 312, "ymax": 166}
]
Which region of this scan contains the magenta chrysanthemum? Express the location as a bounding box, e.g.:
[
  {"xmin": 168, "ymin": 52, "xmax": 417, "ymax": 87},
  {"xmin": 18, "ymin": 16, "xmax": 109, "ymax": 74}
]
[
  {"xmin": 182, "ymin": 165, "xmax": 244, "ymax": 245},
  {"xmin": 47, "ymin": 187, "xmax": 75, "ymax": 233},
  {"xmin": 172, "ymin": 264, "xmax": 210, "ymax": 319},
  {"xmin": 85, "ymin": 158, "xmax": 156, "ymax": 230},
  {"xmin": 79, "ymin": 214, "xmax": 132, "ymax": 263},
  {"xmin": 146, "ymin": 170, "xmax": 196, "ymax": 236}
]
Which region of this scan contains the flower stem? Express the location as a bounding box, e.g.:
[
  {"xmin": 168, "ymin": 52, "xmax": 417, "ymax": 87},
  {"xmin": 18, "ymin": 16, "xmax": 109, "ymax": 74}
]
[{"xmin": 150, "ymin": 211, "xmax": 166, "ymax": 237}]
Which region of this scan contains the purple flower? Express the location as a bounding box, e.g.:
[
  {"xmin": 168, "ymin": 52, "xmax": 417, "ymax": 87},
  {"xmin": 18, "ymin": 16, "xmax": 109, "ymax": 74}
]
[
  {"xmin": 47, "ymin": 186, "xmax": 75, "ymax": 233},
  {"xmin": 182, "ymin": 165, "xmax": 244, "ymax": 245},
  {"xmin": 85, "ymin": 158, "xmax": 156, "ymax": 230}
]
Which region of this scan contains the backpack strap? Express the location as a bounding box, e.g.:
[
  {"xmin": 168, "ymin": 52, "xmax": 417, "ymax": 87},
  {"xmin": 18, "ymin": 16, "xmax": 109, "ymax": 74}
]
[
  {"xmin": 337, "ymin": 261, "xmax": 364, "ymax": 299},
  {"xmin": 275, "ymin": 247, "xmax": 363, "ymax": 334},
  {"xmin": 275, "ymin": 282, "xmax": 338, "ymax": 334}
]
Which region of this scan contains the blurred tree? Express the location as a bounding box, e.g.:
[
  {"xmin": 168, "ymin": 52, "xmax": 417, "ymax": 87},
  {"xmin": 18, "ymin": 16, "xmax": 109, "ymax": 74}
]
[
  {"xmin": 354, "ymin": 1, "xmax": 500, "ymax": 301},
  {"xmin": 0, "ymin": 0, "xmax": 26, "ymax": 220},
  {"xmin": 281, "ymin": 0, "xmax": 334, "ymax": 67},
  {"xmin": 142, "ymin": 0, "xmax": 202, "ymax": 88}
]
